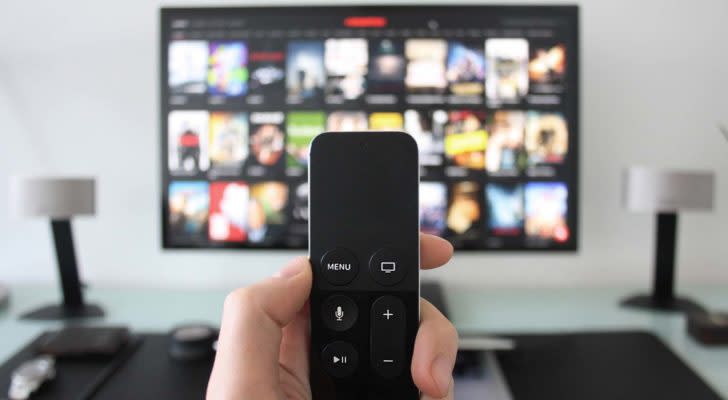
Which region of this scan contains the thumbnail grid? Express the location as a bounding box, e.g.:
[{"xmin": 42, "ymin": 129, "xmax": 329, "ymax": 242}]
[
  {"xmin": 168, "ymin": 109, "xmax": 568, "ymax": 178},
  {"xmin": 167, "ymin": 178, "xmax": 570, "ymax": 249},
  {"xmin": 164, "ymin": 35, "xmax": 573, "ymax": 249},
  {"xmin": 168, "ymin": 38, "xmax": 567, "ymax": 106}
]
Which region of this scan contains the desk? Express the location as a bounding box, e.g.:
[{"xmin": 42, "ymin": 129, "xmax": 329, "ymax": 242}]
[{"xmin": 1, "ymin": 285, "xmax": 727, "ymax": 397}]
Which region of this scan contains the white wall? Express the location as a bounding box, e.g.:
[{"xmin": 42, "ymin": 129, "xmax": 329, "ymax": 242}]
[{"xmin": 1, "ymin": 0, "xmax": 727, "ymax": 290}]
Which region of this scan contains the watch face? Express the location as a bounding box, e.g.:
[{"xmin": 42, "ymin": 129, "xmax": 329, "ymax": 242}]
[
  {"xmin": 10, "ymin": 356, "xmax": 55, "ymax": 399},
  {"xmin": 17, "ymin": 358, "xmax": 52, "ymax": 380},
  {"xmin": 173, "ymin": 324, "xmax": 216, "ymax": 342}
]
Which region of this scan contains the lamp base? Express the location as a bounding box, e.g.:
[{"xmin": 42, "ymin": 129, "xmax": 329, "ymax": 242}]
[
  {"xmin": 620, "ymin": 294, "xmax": 706, "ymax": 314},
  {"xmin": 20, "ymin": 303, "xmax": 104, "ymax": 320}
]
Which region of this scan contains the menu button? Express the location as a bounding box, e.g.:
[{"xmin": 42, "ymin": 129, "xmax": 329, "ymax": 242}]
[
  {"xmin": 320, "ymin": 248, "xmax": 359, "ymax": 285},
  {"xmin": 327, "ymin": 263, "xmax": 352, "ymax": 271}
]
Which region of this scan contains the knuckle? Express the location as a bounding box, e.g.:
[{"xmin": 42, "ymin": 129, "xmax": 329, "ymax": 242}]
[
  {"xmin": 443, "ymin": 321, "xmax": 459, "ymax": 348},
  {"xmin": 224, "ymin": 287, "xmax": 255, "ymax": 311}
]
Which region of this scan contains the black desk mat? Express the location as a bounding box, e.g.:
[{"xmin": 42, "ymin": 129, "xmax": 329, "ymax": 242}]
[
  {"xmin": 496, "ymin": 330, "xmax": 724, "ymax": 400},
  {"xmin": 92, "ymin": 334, "xmax": 212, "ymax": 399},
  {"xmin": 0, "ymin": 333, "xmax": 212, "ymax": 400},
  {"xmin": 0, "ymin": 332, "xmax": 141, "ymax": 400},
  {"xmin": 2, "ymin": 330, "xmax": 722, "ymax": 399}
]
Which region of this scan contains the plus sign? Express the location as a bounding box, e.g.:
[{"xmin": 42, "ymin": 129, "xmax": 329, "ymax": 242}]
[{"xmin": 383, "ymin": 309, "xmax": 394, "ymax": 320}]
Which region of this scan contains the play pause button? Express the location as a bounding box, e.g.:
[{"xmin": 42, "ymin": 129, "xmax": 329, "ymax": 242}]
[{"xmin": 321, "ymin": 341, "xmax": 358, "ymax": 378}]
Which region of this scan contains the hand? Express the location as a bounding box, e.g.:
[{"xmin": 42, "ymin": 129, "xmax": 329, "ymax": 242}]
[{"xmin": 207, "ymin": 234, "xmax": 458, "ymax": 400}]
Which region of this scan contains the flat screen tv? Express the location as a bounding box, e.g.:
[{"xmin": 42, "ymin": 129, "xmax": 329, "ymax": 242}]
[{"xmin": 160, "ymin": 5, "xmax": 579, "ymax": 251}]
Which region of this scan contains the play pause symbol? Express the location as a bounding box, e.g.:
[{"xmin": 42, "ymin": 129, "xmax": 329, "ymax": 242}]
[{"xmin": 322, "ymin": 341, "xmax": 358, "ymax": 378}]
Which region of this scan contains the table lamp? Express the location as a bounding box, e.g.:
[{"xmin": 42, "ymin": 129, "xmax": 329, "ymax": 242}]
[
  {"xmin": 621, "ymin": 167, "xmax": 715, "ymax": 313},
  {"xmin": 9, "ymin": 177, "xmax": 103, "ymax": 320}
]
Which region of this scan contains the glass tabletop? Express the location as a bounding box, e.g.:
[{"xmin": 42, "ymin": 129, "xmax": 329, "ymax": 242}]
[{"xmin": 1, "ymin": 284, "xmax": 727, "ymax": 396}]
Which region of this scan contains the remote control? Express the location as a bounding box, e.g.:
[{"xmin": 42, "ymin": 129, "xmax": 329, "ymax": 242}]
[{"xmin": 309, "ymin": 131, "xmax": 420, "ymax": 399}]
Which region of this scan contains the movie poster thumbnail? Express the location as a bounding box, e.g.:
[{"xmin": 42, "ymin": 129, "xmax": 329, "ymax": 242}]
[
  {"xmin": 247, "ymin": 181, "xmax": 289, "ymax": 245},
  {"xmin": 485, "ymin": 110, "xmax": 527, "ymax": 176},
  {"xmin": 446, "ymin": 41, "xmax": 485, "ymax": 97},
  {"xmin": 286, "ymin": 111, "xmax": 325, "ymax": 172},
  {"xmin": 168, "ymin": 181, "xmax": 209, "ymax": 243},
  {"xmin": 369, "ymin": 112, "xmax": 403, "ymax": 131},
  {"xmin": 528, "ymin": 43, "xmax": 566, "ymax": 92},
  {"xmin": 420, "ymin": 182, "xmax": 447, "ymax": 236},
  {"xmin": 404, "ymin": 109, "xmax": 447, "ymax": 170},
  {"xmin": 209, "ymin": 112, "xmax": 248, "ymax": 176},
  {"xmin": 286, "ymin": 41, "xmax": 325, "ymax": 104},
  {"xmin": 524, "ymin": 112, "xmax": 568, "ymax": 168},
  {"xmin": 209, "ymin": 181, "xmax": 249, "ymax": 243},
  {"xmin": 368, "ymin": 39, "xmax": 406, "ymax": 96},
  {"xmin": 485, "ymin": 38, "xmax": 529, "ymax": 105},
  {"xmin": 405, "ymin": 39, "xmax": 448, "ymax": 94},
  {"xmin": 486, "ymin": 183, "xmax": 524, "ymax": 236},
  {"xmin": 324, "ymin": 38, "xmax": 368, "ymax": 102},
  {"xmin": 247, "ymin": 112, "xmax": 286, "ymax": 177},
  {"xmin": 446, "ymin": 181, "xmax": 484, "ymax": 247},
  {"xmin": 524, "ymin": 182, "xmax": 569, "ymax": 243},
  {"xmin": 327, "ymin": 111, "xmax": 368, "ymax": 132},
  {"xmin": 168, "ymin": 40, "xmax": 208, "ymax": 95},
  {"xmin": 168, "ymin": 110, "xmax": 209, "ymax": 175},
  {"xmin": 444, "ymin": 111, "xmax": 488, "ymax": 172},
  {"xmin": 207, "ymin": 41, "xmax": 248, "ymax": 97},
  {"xmin": 248, "ymin": 41, "xmax": 286, "ymax": 103},
  {"xmin": 287, "ymin": 181, "xmax": 309, "ymax": 247}
]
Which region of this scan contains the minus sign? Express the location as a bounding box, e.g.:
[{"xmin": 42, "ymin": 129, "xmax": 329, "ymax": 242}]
[{"xmin": 383, "ymin": 359, "xmax": 394, "ymax": 363}]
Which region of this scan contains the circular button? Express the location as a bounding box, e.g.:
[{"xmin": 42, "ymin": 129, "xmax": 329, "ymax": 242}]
[
  {"xmin": 321, "ymin": 295, "xmax": 358, "ymax": 332},
  {"xmin": 369, "ymin": 248, "xmax": 407, "ymax": 286},
  {"xmin": 320, "ymin": 248, "xmax": 359, "ymax": 285},
  {"xmin": 321, "ymin": 341, "xmax": 359, "ymax": 378}
]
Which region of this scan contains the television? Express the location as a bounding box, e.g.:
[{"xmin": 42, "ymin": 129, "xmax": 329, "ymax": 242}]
[{"xmin": 160, "ymin": 5, "xmax": 579, "ymax": 251}]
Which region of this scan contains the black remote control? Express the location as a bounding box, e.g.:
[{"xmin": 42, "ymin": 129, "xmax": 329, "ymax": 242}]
[{"xmin": 309, "ymin": 131, "xmax": 420, "ymax": 399}]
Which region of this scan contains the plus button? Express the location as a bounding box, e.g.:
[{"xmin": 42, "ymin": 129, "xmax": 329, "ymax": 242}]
[{"xmin": 383, "ymin": 309, "xmax": 394, "ymax": 320}]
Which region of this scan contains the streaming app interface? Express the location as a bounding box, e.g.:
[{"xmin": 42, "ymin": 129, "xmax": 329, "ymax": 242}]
[{"xmin": 162, "ymin": 7, "xmax": 578, "ymax": 250}]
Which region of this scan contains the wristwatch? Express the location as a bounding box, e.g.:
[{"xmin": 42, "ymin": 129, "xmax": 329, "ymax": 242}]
[{"xmin": 8, "ymin": 356, "xmax": 55, "ymax": 400}]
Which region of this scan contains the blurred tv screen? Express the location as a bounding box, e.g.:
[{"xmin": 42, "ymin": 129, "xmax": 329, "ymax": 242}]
[{"xmin": 160, "ymin": 5, "xmax": 579, "ymax": 250}]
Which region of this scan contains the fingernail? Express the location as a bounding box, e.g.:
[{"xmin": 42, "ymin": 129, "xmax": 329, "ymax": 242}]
[
  {"xmin": 432, "ymin": 355, "xmax": 454, "ymax": 396},
  {"xmin": 273, "ymin": 259, "xmax": 305, "ymax": 279}
]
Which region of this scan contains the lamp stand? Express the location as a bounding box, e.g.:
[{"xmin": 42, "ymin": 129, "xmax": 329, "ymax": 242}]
[
  {"xmin": 621, "ymin": 212, "xmax": 706, "ymax": 314},
  {"xmin": 20, "ymin": 219, "xmax": 104, "ymax": 320}
]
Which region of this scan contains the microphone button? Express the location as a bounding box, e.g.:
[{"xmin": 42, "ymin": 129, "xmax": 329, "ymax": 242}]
[{"xmin": 322, "ymin": 294, "xmax": 358, "ymax": 332}]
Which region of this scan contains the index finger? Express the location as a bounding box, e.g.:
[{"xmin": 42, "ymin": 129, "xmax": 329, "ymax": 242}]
[
  {"xmin": 208, "ymin": 257, "xmax": 312, "ymax": 399},
  {"xmin": 420, "ymin": 233, "xmax": 454, "ymax": 270}
]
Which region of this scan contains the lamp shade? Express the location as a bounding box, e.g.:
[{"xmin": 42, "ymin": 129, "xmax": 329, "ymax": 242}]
[
  {"xmin": 622, "ymin": 167, "xmax": 714, "ymax": 213},
  {"xmin": 9, "ymin": 177, "xmax": 96, "ymax": 218}
]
